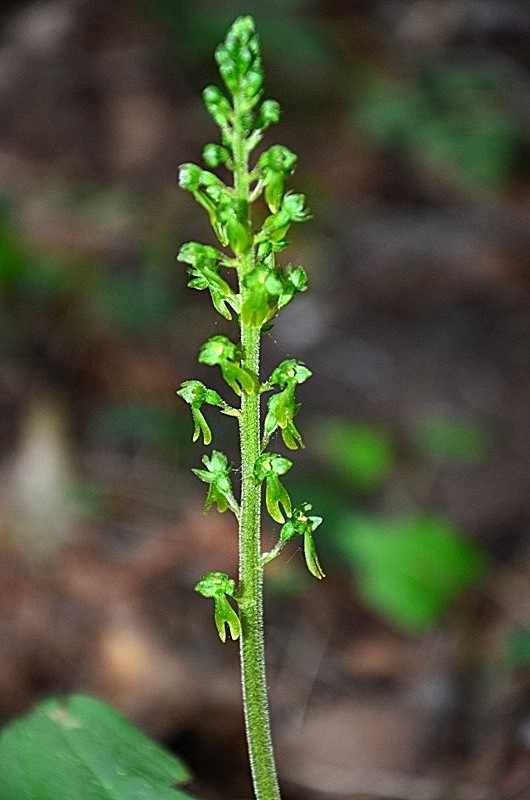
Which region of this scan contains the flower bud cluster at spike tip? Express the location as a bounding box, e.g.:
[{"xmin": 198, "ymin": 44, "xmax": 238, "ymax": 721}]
[{"xmin": 215, "ymin": 16, "xmax": 263, "ymax": 109}]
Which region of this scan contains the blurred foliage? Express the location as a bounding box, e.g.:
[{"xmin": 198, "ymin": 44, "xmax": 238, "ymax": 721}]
[
  {"xmin": 0, "ymin": 188, "xmax": 180, "ymax": 343},
  {"xmin": 506, "ymin": 628, "xmax": 530, "ymax": 669},
  {"xmin": 415, "ymin": 416, "xmax": 492, "ymax": 464},
  {"xmin": 357, "ymin": 63, "xmax": 522, "ymax": 189},
  {"xmin": 0, "ymin": 695, "xmax": 194, "ymax": 800},
  {"xmin": 301, "ymin": 415, "xmax": 490, "ymax": 631},
  {"xmin": 337, "ymin": 514, "xmax": 487, "ymax": 632},
  {"xmin": 315, "ymin": 419, "xmax": 394, "ymax": 492},
  {"xmin": 96, "ymin": 267, "xmax": 175, "ymax": 339},
  {"xmin": 88, "ymin": 401, "xmax": 184, "ymax": 457}
]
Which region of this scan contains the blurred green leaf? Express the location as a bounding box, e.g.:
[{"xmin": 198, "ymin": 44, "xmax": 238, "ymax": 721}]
[
  {"xmin": 0, "ymin": 223, "xmax": 30, "ymax": 288},
  {"xmin": 415, "ymin": 417, "xmax": 491, "ymax": 464},
  {"xmin": 98, "ymin": 274, "xmax": 173, "ymax": 337},
  {"xmin": 0, "ymin": 694, "xmax": 195, "ymax": 800},
  {"xmin": 340, "ymin": 514, "xmax": 487, "ymax": 631},
  {"xmin": 316, "ymin": 419, "xmax": 393, "ymax": 492},
  {"xmin": 358, "ymin": 64, "xmax": 521, "ymax": 189},
  {"xmin": 506, "ymin": 628, "xmax": 530, "ymax": 668},
  {"xmin": 89, "ymin": 402, "xmax": 182, "ymax": 453}
]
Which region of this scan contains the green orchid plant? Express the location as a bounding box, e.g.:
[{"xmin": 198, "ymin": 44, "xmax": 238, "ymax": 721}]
[{"xmin": 177, "ymin": 16, "xmax": 324, "ymax": 800}]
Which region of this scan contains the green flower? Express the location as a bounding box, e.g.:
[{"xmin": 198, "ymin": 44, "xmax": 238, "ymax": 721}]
[
  {"xmin": 280, "ymin": 503, "xmax": 325, "ymax": 579},
  {"xmin": 264, "ymin": 391, "xmax": 304, "ymax": 449},
  {"xmin": 258, "ymin": 145, "xmax": 297, "ymax": 212},
  {"xmin": 253, "ymin": 453, "xmax": 293, "ymax": 523},
  {"xmin": 269, "ymin": 359, "xmax": 312, "ymax": 388},
  {"xmin": 241, "ymin": 265, "xmax": 307, "ymax": 328},
  {"xmin": 255, "ymin": 99, "xmax": 281, "ymax": 131},
  {"xmin": 195, "ymin": 571, "xmax": 241, "ymax": 642},
  {"xmin": 241, "ymin": 265, "xmax": 283, "ymax": 328},
  {"xmin": 203, "ymin": 143, "xmax": 230, "ymax": 169},
  {"xmin": 177, "ymin": 380, "xmax": 227, "ymax": 445},
  {"xmin": 202, "ymin": 85, "xmax": 233, "ymax": 128},
  {"xmin": 263, "ymin": 360, "xmax": 312, "ymax": 449},
  {"xmin": 178, "ymin": 242, "xmax": 239, "ymax": 320},
  {"xmin": 178, "ymin": 163, "xmax": 234, "ymax": 244},
  {"xmin": 192, "ymin": 450, "xmax": 239, "ymax": 515},
  {"xmin": 199, "ymin": 336, "xmax": 258, "ymax": 396},
  {"xmin": 215, "ymin": 198, "xmax": 251, "ymax": 255}
]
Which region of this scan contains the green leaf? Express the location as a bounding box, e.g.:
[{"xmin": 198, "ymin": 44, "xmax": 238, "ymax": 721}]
[
  {"xmin": 317, "ymin": 420, "xmax": 393, "ymax": 492},
  {"xmin": 343, "ymin": 514, "xmax": 487, "ymax": 632},
  {"xmin": 358, "ymin": 65, "xmax": 522, "ymax": 190},
  {"xmin": 0, "ymin": 694, "xmax": 195, "ymax": 800},
  {"xmin": 415, "ymin": 417, "xmax": 491, "ymax": 464}
]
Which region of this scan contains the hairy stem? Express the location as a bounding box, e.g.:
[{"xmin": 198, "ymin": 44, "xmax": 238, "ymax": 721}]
[{"xmin": 234, "ymin": 96, "xmax": 282, "ymax": 800}]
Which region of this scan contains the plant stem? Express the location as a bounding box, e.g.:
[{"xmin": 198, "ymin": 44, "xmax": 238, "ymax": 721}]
[{"xmin": 234, "ymin": 96, "xmax": 282, "ymax": 800}]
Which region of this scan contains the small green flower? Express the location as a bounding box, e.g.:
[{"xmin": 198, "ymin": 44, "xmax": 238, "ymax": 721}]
[
  {"xmin": 199, "ymin": 335, "xmax": 258, "ymax": 396},
  {"xmin": 195, "ymin": 571, "xmax": 241, "ymax": 642},
  {"xmin": 263, "ymin": 360, "xmax": 312, "ymax": 449},
  {"xmin": 177, "ymin": 380, "xmax": 230, "ymax": 445},
  {"xmin": 257, "ymin": 191, "xmax": 311, "ymax": 243},
  {"xmin": 258, "ymin": 145, "xmax": 297, "ymax": 212},
  {"xmin": 192, "ymin": 450, "xmax": 239, "ymax": 516},
  {"xmin": 216, "ymin": 198, "xmax": 251, "ymax": 255},
  {"xmin": 203, "ymin": 143, "xmax": 230, "ymax": 169},
  {"xmin": 264, "ymin": 391, "xmax": 304, "ymax": 449},
  {"xmin": 178, "ymin": 242, "xmax": 239, "ymax": 320},
  {"xmin": 277, "ymin": 265, "xmax": 308, "ymax": 310},
  {"xmin": 240, "ymin": 265, "xmax": 307, "ymax": 329},
  {"xmin": 255, "ymin": 99, "xmax": 281, "ymax": 131},
  {"xmin": 178, "ymin": 164, "xmax": 234, "ymax": 242},
  {"xmin": 253, "ymin": 453, "xmax": 293, "ymax": 523},
  {"xmin": 280, "ymin": 503, "xmax": 325, "ymax": 579},
  {"xmin": 203, "ymin": 85, "xmax": 233, "ymax": 128},
  {"xmin": 241, "ymin": 265, "xmax": 283, "ymax": 328},
  {"xmin": 269, "ymin": 359, "xmax": 312, "ymax": 388}
]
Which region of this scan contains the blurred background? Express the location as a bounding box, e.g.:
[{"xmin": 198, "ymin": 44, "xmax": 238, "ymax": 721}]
[{"xmin": 1, "ymin": 0, "xmax": 530, "ymax": 798}]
